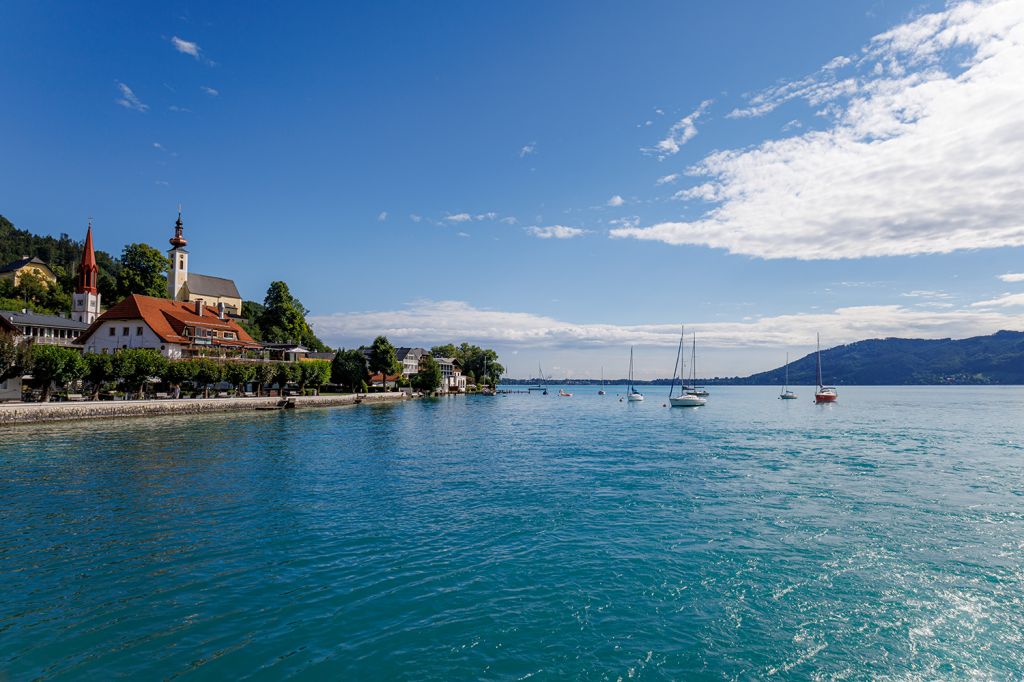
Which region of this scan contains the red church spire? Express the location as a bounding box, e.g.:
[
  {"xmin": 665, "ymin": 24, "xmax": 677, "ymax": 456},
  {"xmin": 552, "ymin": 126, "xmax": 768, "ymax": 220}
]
[
  {"xmin": 169, "ymin": 206, "xmax": 187, "ymax": 248},
  {"xmin": 76, "ymin": 220, "xmax": 99, "ymax": 294}
]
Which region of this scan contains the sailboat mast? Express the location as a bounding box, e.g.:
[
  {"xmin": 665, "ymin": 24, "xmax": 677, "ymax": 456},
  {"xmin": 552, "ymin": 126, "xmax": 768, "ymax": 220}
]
[
  {"xmin": 784, "ymin": 352, "xmax": 789, "ymax": 391},
  {"xmin": 670, "ymin": 325, "xmax": 684, "ymax": 398},
  {"xmin": 816, "ymin": 333, "xmax": 823, "ymax": 388},
  {"xmin": 691, "ymin": 334, "xmax": 697, "ymax": 386}
]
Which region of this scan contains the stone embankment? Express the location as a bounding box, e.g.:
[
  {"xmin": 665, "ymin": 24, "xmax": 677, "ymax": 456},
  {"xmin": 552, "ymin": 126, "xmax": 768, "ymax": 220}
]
[{"xmin": 0, "ymin": 392, "xmax": 407, "ymax": 426}]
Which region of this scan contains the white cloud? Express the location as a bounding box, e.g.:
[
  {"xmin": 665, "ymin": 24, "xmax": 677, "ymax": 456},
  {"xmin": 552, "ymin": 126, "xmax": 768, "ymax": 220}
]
[
  {"xmin": 171, "ymin": 36, "xmax": 201, "ymax": 58},
  {"xmin": 445, "ymin": 213, "xmax": 473, "ymax": 223},
  {"xmin": 310, "ymin": 299, "xmax": 1024, "ymax": 350},
  {"xmin": 519, "ymin": 141, "xmax": 536, "ymax": 157},
  {"xmin": 409, "ymin": 214, "xmax": 422, "ymax": 223},
  {"xmin": 656, "ymin": 173, "xmax": 680, "ymax": 185},
  {"xmin": 526, "ymin": 225, "xmax": 586, "ymax": 239},
  {"xmin": 153, "ymin": 142, "xmax": 164, "ymax": 150},
  {"xmin": 998, "ymin": 272, "xmax": 1024, "ymax": 282},
  {"xmin": 200, "ymin": 85, "xmax": 219, "ymax": 96},
  {"xmin": 645, "ymin": 100, "xmax": 712, "ymax": 157},
  {"xmin": 615, "ymin": 0, "xmax": 1024, "ymax": 260},
  {"xmin": 901, "ymin": 290, "xmax": 952, "ymax": 299},
  {"xmin": 377, "ymin": 211, "xmax": 388, "ymax": 221},
  {"xmin": 457, "ymin": 231, "xmax": 470, "ymax": 238},
  {"xmin": 972, "ymin": 292, "xmax": 1024, "ymax": 307},
  {"xmin": 607, "ymin": 195, "xmax": 625, "ymax": 207},
  {"xmin": 168, "ymin": 105, "xmax": 191, "ymax": 113},
  {"xmin": 475, "ymin": 212, "xmax": 497, "ymax": 221},
  {"xmin": 500, "ymin": 216, "xmax": 518, "ymax": 225},
  {"xmin": 115, "ymin": 82, "xmax": 148, "ymax": 112}
]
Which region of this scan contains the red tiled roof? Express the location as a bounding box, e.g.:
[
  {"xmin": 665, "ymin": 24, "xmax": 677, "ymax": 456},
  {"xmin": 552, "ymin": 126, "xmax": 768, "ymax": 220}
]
[{"xmin": 75, "ymin": 294, "xmax": 260, "ymax": 349}]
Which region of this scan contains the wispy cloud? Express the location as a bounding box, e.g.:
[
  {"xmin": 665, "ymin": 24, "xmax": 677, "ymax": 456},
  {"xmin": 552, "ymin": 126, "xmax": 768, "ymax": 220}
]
[
  {"xmin": 168, "ymin": 105, "xmax": 191, "ymax": 113},
  {"xmin": 409, "ymin": 214, "xmax": 422, "ymax": 223},
  {"xmin": 445, "ymin": 213, "xmax": 473, "ymax": 223},
  {"xmin": 377, "ymin": 211, "xmax": 388, "ymax": 222},
  {"xmin": 115, "ymin": 82, "xmax": 148, "ymax": 112},
  {"xmin": 971, "ymin": 293, "xmax": 1024, "ymax": 308},
  {"xmin": 519, "ymin": 141, "xmax": 537, "ymax": 157},
  {"xmin": 606, "ymin": 195, "xmax": 625, "ymax": 207},
  {"xmin": 998, "ymin": 273, "xmax": 1024, "ymax": 283},
  {"xmin": 526, "ymin": 225, "xmax": 586, "ymax": 239},
  {"xmin": 656, "ymin": 174, "xmax": 680, "ymax": 185},
  {"xmin": 500, "ymin": 216, "xmax": 518, "ymax": 225},
  {"xmin": 171, "ymin": 36, "xmax": 201, "ymax": 58},
  {"xmin": 153, "ymin": 142, "xmax": 165, "ymax": 151},
  {"xmin": 615, "ymin": 1, "xmax": 1024, "ymax": 260},
  {"xmin": 200, "ymin": 85, "xmax": 219, "ymax": 96},
  {"xmin": 645, "ymin": 100, "xmax": 712, "ymax": 158}
]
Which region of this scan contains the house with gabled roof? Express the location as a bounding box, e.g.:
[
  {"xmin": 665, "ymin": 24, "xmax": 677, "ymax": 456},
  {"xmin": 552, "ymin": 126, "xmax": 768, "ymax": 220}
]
[
  {"xmin": 0, "ymin": 256, "xmax": 57, "ymax": 289},
  {"xmin": 75, "ymin": 293, "xmax": 262, "ymax": 359}
]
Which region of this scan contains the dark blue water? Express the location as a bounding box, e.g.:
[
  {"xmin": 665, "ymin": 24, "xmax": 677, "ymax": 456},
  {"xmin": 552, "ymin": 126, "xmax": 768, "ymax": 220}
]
[{"xmin": 2, "ymin": 386, "xmax": 1023, "ymax": 679}]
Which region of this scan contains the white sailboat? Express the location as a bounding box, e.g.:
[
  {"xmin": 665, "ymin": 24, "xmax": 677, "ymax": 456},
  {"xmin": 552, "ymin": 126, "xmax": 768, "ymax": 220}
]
[
  {"xmin": 627, "ymin": 347, "xmax": 644, "ymax": 401},
  {"xmin": 670, "ymin": 326, "xmax": 706, "ymax": 407},
  {"xmin": 779, "ymin": 352, "xmax": 798, "ymax": 399},
  {"xmin": 598, "ymin": 366, "xmax": 606, "ymax": 395},
  {"xmin": 684, "ymin": 333, "xmax": 709, "ymax": 397},
  {"xmin": 814, "ymin": 333, "xmax": 838, "ymax": 403}
]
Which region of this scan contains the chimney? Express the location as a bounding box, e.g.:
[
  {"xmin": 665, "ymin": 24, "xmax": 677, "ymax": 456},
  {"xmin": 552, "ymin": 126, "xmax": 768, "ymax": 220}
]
[
  {"xmin": 194, "ymin": 299, "xmax": 203, "ymax": 316},
  {"xmin": 217, "ymin": 301, "xmax": 226, "ymax": 320}
]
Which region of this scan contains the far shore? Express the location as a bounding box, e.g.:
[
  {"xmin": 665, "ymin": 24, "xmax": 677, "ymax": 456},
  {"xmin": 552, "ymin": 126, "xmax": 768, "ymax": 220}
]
[{"xmin": 0, "ymin": 392, "xmax": 409, "ymax": 426}]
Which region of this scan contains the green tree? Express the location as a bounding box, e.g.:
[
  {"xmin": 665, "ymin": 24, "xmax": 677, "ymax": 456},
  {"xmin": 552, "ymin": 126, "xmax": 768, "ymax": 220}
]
[
  {"xmin": 1, "ymin": 332, "xmax": 32, "ymax": 385},
  {"xmin": 257, "ymin": 281, "xmax": 329, "ymax": 351},
  {"xmin": 430, "ymin": 344, "xmax": 458, "ymax": 360},
  {"xmin": 82, "ymin": 353, "xmax": 113, "ymax": 400},
  {"xmin": 299, "ymin": 360, "xmax": 331, "ymax": 395},
  {"xmin": 193, "ymin": 359, "xmax": 223, "ymax": 398},
  {"xmin": 368, "ymin": 336, "xmax": 401, "ymax": 392},
  {"xmin": 30, "ymin": 345, "xmax": 85, "ymax": 402},
  {"xmin": 116, "ymin": 243, "xmax": 170, "ymax": 299},
  {"xmin": 112, "ymin": 349, "xmax": 165, "ymax": 399},
  {"xmin": 253, "ymin": 362, "xmax": 275, "ymax": 397},
  {"xmin": 165, "ymin": 359, "xmax": 197, "ymax": 398},
  {"xmin": 413, "ymin": 354, "xmax": 443, "ymax": 393},
  {"xmin": 273, "ymin": 362, "xmax": 297, "ymax": 396},
  {"xmin": 331, "ymin": 348, "xmax": 369, "ymax": 392},
  {"xmin": 224, "ymin": 361, "xmax": 255, "ymax": 396}
]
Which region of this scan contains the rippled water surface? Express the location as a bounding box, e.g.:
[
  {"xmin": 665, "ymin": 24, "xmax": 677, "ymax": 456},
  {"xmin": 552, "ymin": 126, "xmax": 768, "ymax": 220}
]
[{"xmin": 2, "ymin": 386, "xmax": 1024, "ymax": 679}]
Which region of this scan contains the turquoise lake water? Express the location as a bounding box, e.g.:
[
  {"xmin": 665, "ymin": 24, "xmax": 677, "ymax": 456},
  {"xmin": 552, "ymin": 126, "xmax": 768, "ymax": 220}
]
[{"xmin": 2, "ymin": 386, "xmax": 1023, "ymax": 679}]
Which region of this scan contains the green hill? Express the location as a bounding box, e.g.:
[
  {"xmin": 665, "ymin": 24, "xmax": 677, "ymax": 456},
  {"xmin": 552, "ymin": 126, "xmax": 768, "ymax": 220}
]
[{"xmin": 733, "ymin": 331, "xmax": 1024, "ymax": 385}]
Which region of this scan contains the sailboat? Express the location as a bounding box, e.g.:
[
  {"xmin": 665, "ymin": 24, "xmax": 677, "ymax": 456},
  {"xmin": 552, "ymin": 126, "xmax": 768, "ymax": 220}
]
[
  {"xmin": 670, "ymin": 326, "xmax": 705, "ymax": 407},
  {"xmin": 598, "ymin": 367, "xmax": 606, "ymax": 395},
  {"xmin": 814, "ymin": 333, "xmax": 838, "ymax": 403},
  {"xmin": 779, "ymin": 352, "xmax": 798, "ymax": 400},
  {"xmin": 684, "ymin": 333, "xmax": 709, "ymax": 397},
  {"xmin": 626, "ymin": 347, "xmax": 644, "ymax": 401},
  {"xmin": 540, "ymin": 362, "xmax": 548, "ymax": 395}
]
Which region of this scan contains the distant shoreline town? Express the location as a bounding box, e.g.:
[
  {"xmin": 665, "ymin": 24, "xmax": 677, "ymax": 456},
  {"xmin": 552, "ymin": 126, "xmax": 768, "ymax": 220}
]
[{"xmin": 1, "ymin": 212, "xmax": 504, "ymax": 409}]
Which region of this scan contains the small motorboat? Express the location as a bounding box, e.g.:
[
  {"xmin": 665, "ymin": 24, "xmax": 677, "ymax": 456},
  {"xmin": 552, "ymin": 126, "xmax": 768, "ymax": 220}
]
[
  {"xmin": 558, "ymin": 389, "xmax": 573, "ymax": 397},
  {"xmin": 597, "ymin": 389, "xmax": 606, "ymax": 395}
]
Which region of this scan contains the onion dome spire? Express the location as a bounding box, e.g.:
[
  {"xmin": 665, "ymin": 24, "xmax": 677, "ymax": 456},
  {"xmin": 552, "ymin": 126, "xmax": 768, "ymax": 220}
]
[{"xmin": 169, "ymin": 205, "xmax": 187, "ymax": 248}]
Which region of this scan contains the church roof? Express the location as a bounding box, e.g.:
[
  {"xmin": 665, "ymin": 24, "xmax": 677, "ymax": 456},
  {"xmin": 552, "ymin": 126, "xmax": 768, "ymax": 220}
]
[
  {"xmin": 0, "ymin": 256, "xmax": 50, "ymax": 274},
  {"xmin": 184, "ymin": 272, "xmax": 241, "ymax": 299},
  {"xmin": 75, "ymin": 294, "xmax": 259, "ymax": 348}
]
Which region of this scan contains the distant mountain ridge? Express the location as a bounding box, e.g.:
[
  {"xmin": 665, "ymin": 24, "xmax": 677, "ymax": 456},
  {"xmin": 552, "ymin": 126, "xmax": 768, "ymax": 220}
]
[
  {"xmin": 730, "ymin": 330, "xmax": 1024, "ymax": 385},
  {"xmin": 502, "ymin": 331, "xmax": 1024, "ymax": 386}
]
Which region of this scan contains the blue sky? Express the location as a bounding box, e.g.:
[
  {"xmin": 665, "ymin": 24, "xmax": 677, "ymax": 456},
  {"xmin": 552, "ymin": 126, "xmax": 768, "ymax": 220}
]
[{"xmin": 2, "ymin": 1, "xmax": 1023, "ymax": 378}]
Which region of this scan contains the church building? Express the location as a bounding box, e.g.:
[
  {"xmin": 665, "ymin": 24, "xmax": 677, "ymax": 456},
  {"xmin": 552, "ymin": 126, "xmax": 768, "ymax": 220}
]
[{"xmin": 166, "ymin": 210, "xmax": 243, "ymax": 318}]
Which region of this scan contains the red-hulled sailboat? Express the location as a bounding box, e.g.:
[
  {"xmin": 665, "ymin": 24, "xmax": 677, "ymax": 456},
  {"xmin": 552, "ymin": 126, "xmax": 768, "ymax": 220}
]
[{"xmin": 814, "ymin": 333, "xmax": 838, "ymax": 403}]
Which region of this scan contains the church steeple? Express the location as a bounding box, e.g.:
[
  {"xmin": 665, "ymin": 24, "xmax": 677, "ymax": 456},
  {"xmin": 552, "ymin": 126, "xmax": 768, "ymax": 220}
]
[
  {"xmin": 72, "ymin": 220, "xmax": 102, "ymax": 323},
  {"xmin": 76, "ymin": 220, "xmax": 99, "ymax": 294},
  {"xmin": 169, "ymin": 206, "xmax": 187, "ymax": 248}
]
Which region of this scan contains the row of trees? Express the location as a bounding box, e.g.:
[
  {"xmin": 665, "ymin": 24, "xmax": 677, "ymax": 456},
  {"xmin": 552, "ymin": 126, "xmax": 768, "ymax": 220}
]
[
  {"xmin": 430, "ymin": 342, "xmax": 504, "ymax": 386},
  {"xmin": 1, "ymin": 334, "xmax": 331, "ymax": 402},
  {"xmin": 329, "ymin": 337, "xmax": 444, "ymax": 393}
]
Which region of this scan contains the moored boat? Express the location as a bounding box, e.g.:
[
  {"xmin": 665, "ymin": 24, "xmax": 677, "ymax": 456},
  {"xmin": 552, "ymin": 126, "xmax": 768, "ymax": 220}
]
[
  {"xmin": 780, "ymin": 352, "xmax": 798, "ymax": 400},
  {"xmin": 814, "ymin": 334, "xmax": 838, "ymax": 403},
  {"xmin": 626, "ymin": 347, "xmax": 644, "ymax": 401},
  {"xmin": 669, "ymin": 326, "xmax": 706, "ymax": 407}
]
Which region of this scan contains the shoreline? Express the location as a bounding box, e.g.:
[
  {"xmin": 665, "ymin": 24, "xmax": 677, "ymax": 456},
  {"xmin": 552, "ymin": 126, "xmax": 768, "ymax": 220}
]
[{"xmin": 0, "ymin": 392, "xmax": 409, "ymax": 426}]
